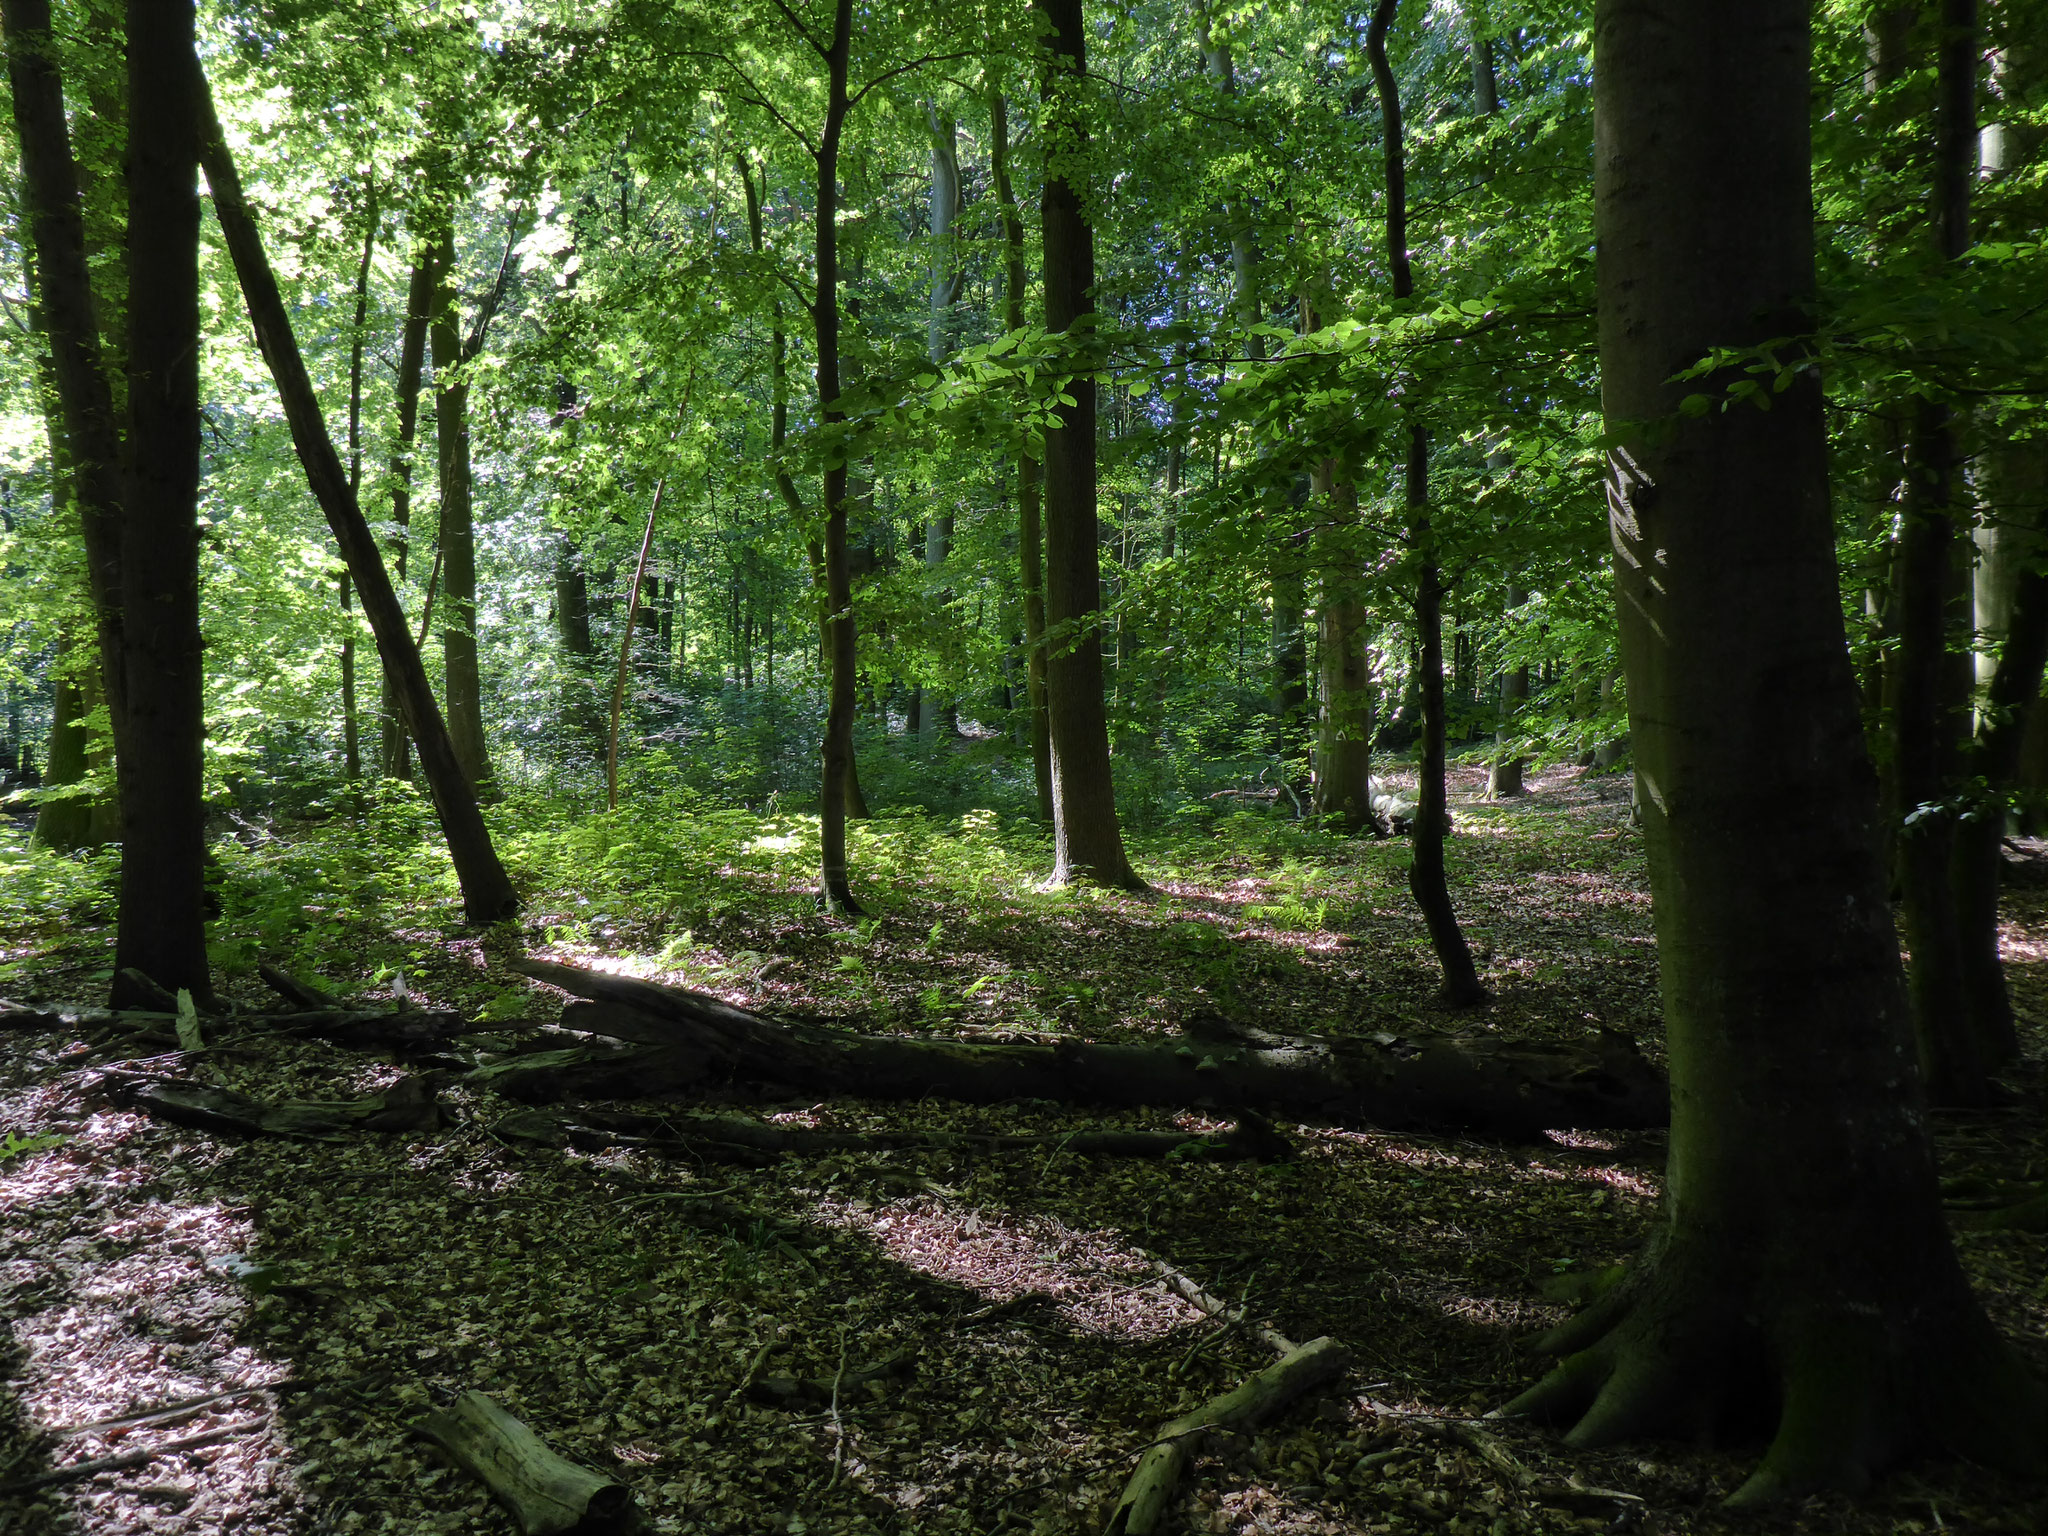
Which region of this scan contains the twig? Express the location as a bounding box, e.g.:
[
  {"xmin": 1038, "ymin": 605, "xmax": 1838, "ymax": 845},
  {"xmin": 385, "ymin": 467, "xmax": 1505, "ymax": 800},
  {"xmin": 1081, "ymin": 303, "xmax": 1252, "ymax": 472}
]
[
  {"xmin": 820, "ymin": 1325, "xmax": 851, "ymax": 1493},
  {"xmin": 0, "ymin": 1415, "xmax": 270, "ymax": 1494},
  {"xmin": 55, "ymin": 1384, "xmax": 279, "ymax": 1440}
]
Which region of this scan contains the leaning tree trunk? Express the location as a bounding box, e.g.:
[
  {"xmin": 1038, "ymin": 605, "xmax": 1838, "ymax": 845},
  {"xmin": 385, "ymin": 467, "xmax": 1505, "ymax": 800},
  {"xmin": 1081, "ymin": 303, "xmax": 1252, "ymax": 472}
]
[
  {"xmin": 428, "ymin": 220, "xmax": 496, "ymax": 796},
  {"xmin": 992, "ymin": 90, "xmax": 1055, "ymax": 823},
  {"xmin": 498, "ymin": 958, "xmax": 1669, "ymax": 1137},
  {"xmin": 197, "ymin": 73, "xmax": 520, "ymax": 924},
  {"xmin": 1367, "ymin": 0, "xmax": 1484, "ymax": 1005},
  {"xmin": 1036, "ymin": 0, "xmax": 1143, "ymax": 890},
  {"xmin": 1504, "ymin": 0, "xmax": 2046, "ymax": 1503},
  {"xmin": 113, "ymin": 0, "xmax": 211, "ymax": 1008}
]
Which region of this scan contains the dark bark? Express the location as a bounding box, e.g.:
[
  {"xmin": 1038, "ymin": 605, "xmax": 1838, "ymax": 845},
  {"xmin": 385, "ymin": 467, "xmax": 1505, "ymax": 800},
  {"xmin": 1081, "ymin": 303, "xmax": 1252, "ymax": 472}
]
[
  {"xmin": 1894, "ymin": 0, "xmax": 1989, "ymax": 1103},
  {"xmin": 1036, "ymin": 0, "xmax": 1143, "ymax": 889},
  {"xmin": 114, "ymin": 0, "xmax": 211, "ymax": 1008},
  {"xmin": 1369, "ymin": 0, "xmax": 1484, "ymax": 1005},
  {"xmin": 428, "ymin": 222, "xmax": 495, "ymax": 795},
  {"xmin": 496, "ymin": 959, "xmax": 1669, "ymax": 1136},
  {"xmin": 380, "ymin": 246, "xmax": 436, "ymax": 779},
  {"xmin": 1505, "ymin": 0, "xmax": 2046, "ymax": 1501},
  {"xmin": 991, "ymin": 91, "xmax": 1055, "ymax": 822},
  {"xmin": 340, "ymin": 190, "xmax": 376, "ymax": 782},
  {"xmin": 197, "ymin": 74, "xmax": 520, "ymax": 924}
]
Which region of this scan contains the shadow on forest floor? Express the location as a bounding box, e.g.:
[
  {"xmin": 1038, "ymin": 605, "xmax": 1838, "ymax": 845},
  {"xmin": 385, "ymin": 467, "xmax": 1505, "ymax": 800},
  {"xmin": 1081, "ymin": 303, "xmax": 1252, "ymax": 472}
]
[{"xmin": 1, "ymin": 766, "xmax": 2044, "ymax": 1535}]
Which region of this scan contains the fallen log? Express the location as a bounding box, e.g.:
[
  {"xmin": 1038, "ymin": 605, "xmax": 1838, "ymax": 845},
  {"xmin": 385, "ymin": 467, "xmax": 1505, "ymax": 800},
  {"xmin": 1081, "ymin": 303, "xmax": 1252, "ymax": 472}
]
[
  {"xmin": 493, "ymin": 1105, "xmax": 1292, "ymax": 1166},
  {"xmin": 503, "ymin": 959, "xmax": 1668, "ymax": 1136},
  {"xmin": 113, "ymin": 1074, "xmax": 446, "ymax": 1138},
  {"xmin": 416, "ymin": 1391, "xmax": 642, "ymax": 1536},
  {"xmin": 1105, "ymin": 1336, "xmax": 1350, "ymax": 1535}
]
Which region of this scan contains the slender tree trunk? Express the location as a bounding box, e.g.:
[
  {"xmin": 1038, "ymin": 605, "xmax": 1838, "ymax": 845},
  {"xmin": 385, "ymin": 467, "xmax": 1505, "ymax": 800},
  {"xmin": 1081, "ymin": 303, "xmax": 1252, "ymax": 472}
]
[
  {"xmin": 1369, "ymin": 0, "xmax": 1483, "ymax": 1004},
  {"xmin": 921, "ymin": 104, "xmax": 963, "ymax": 742},
  {"xmin": 809, "ymin": 0, "xmax": 862, "ymax": 912},
  {"xmin": 1487, "ymin": 587, "xmax": 1529, "ymax": 797},
  {"xmin": 428, "ymin": 221, "xmax": 495, "ymax": 795},
  {"xmin": 113, "ymin": 0, "xmax": 210, "ymax": 1006},
  {"xmin": 1505, "ymin": 1, "xmax": 2046, "ymax": 1502},
  {"xmin": 339, "ymin": 189, "xmax": 376, "ymax": 783},
  {"xmin": 1895, "ymin": 0, "xmax": 1990, "ymax": 1103},
  {"xmin": 1036, "ymin": 0, "xmax": 1143, "ymax": 889},
  {"xmin": 380, "ymin": 245, "xmax": 435, "ymax": 779},
  {"xmin": 31, "ymin": 642, "xmax": 98, "ymax": 852},
  {"xmin": 992, "ymin": 91, "xmax": 1054, "ymax": 822},
  {"xmin": 198, "ymin": 72, "xmax": 519, "ymax": 923},
  {"xmin": 1312, "ymin": 462, "xmax": 1375, "ymax": 831}
]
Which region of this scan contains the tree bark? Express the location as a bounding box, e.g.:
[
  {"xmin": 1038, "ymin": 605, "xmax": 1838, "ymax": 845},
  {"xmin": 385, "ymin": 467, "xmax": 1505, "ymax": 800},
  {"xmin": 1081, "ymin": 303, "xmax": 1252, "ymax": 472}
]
[
  {"xmin": 197, "ymin": 73, "xmax": 520, "ymax": 924},
  {"xmin": 1504, "ymin": 0, "xmax": 2047, "ymax": 1501},
  {"xmin": 1894, "ymin": 0, "xmax": 1989, "ymax": 1104},
  {"xmin": 340, "ymin": 189, "xmax": 377, "ymax": 783},
  {"xmin": 1488, "ymin": 591, "xmax": 1529, "ymax": 797},
  {"xmin": 806, "ymin": 0, "xmax": 863, "ymax": 913},
  {"xmin": 1036, "ymin": 0, "xmax": 1143, "ymax": 889},
  {"xmin": 380, "ymin": 245, "xmax": 436, "ymax": 780},
  {"xmin": 501, "ymin": 959, "xmax": 1670, "ymax": 1137},
  {"xmin": 1311, "ymin": 463, "xmax": 1375, "ymax": 831},
  {"xmin": 991, "ymin": 91, "xmax": 1055, "ymax": 823},
  {"xmin": 112, "ymin": 0, "xmax": 211, "ymax": 1008},
  {"xmin": 1368, "ymin": 0, "xmax": 1484, "ymax": 1006},
  {"xmin": 428, "ymin": 221, "xmax": 495, "ymax": 795}
]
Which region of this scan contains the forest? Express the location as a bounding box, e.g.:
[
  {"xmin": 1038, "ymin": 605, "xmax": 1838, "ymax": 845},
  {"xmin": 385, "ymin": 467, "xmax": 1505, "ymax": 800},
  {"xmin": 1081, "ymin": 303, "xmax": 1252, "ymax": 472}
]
[{"xmin": 2, "ymin": 0, "xmax": 2047, "ymax": 1532}]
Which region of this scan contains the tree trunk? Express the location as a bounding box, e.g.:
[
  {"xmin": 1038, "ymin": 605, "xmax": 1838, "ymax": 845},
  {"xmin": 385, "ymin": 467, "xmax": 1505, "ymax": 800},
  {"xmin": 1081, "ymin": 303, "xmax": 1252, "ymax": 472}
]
[
  {"xmin": 992, "ymin": 91, "xmax": 1055, "ymax": 823},
  {"xmin": 197, "ymin": 73, "xmax": 520, "ymax": 924},
  {"xmin": 1505, "ymin": 0, "xmax": 2046, "ymax": 1502},
  {"xmin": 339, "ymin": 190, "xmax": 376, "ymax": 784},
  {"xmin": 112, "ymin": 0, "xmax": 211, "ymax": 1008},
  {"xmin": 380, "ymin": 245, "xmax": 436, "ymax": 780},
  {"xmin": 1036, "ymin": 0, "xmax": 1143, "ymax": 890},
  {"xmin": 30, "ymin": 643, "xmax": 100, "ymax": 852},
  {"xmin": 428, "ymin": 221, "xmax": 495, "ymax": 795},
  {"xmin": 1368, "ymin": 0, "xmax": 1484, "ymax": 1006},
  {"xmin": 1311, "ymin": 463, "xmax": 1375, "ymax": 831},
  {"xmin": 1488, "ymin": 590, "xmax": 1529, "ymax": 797},
  {"xmin": 502, "ymin": 959, "xmax": 1670, "ymax": 1137},
  {"xmin": 808, "ymin": 0, "xmax": 862, "ymax": 912},
  {"xmin": 1894, "ymin": 0, "xmax": 1989, "ymax": 1104}
]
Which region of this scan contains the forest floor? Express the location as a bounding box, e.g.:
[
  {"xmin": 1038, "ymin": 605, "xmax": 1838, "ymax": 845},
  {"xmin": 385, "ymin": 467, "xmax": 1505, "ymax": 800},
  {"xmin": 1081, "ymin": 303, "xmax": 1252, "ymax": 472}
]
[{"xmin": 1, "ymin": 763, "xmax": 2045, "ymax": 1536}]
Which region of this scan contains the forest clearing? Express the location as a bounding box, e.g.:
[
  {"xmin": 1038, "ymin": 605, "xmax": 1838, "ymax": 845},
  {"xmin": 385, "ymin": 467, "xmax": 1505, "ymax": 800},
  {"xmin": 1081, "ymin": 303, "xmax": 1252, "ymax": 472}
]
[{"xmin": 4, "ymin": 0, "xmax": 2048, "ymax": 1532}]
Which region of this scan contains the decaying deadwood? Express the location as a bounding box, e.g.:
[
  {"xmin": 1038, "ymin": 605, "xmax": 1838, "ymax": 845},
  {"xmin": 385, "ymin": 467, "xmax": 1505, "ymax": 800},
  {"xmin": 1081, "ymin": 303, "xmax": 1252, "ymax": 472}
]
[
  {"xmin": 258, "ymin": 963, "xmax": 341, "ymax": 1010},
  {"xmin": 743, "ymin": 1347, "xmax": 916, "ymax": 1409},
  {"xmin": 491, "ymin": 1105, "xmax": 1291, "ymax": 1166},
  {"xmin": 416, "ymin": 1390, "xmax": 643, "ymax": 1536},
  {"xmin": 113, "ymin": 1073, "xmax": 446, "ymax": 1138},
  {"xmin": 0, "ymin": 1415, "xmax": 272, "ymax": 1496},
  {"xmin": 506, "ymin": 959, "xmax": 1668, "ymax": 1135},
  {"xmin": 0, "ymin": 995, "xmax": 464, "ymax": 1054},
  {"xmin": 1105, "ymin": 1335, "xmax": 1350, "ymax": 1535}
]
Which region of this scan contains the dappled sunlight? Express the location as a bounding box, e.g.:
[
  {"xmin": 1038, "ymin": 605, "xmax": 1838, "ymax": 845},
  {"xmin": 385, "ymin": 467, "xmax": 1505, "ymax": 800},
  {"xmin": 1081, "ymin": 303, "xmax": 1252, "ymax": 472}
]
[{"xmin": 814, "ymin": 1194, "xmax": 1205, "ymax": 1342}]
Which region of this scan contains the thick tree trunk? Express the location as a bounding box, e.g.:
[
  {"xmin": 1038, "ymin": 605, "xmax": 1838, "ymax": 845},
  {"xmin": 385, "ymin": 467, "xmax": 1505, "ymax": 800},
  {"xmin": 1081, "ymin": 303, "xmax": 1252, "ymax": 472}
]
[
  {"xmin": 502, "ymin": 959, "xmax": 1669, "ymax": 1136},
  {"xmin": 113, "ymin": 0, "xmax": 211, "ymax": 1008},
  {"xmin": 810, "ymin": 0, "xmax": 862, "ymax": 912},
  {"xmin": 198, "ymin": 75, "xmax": 520, "ymax": 924},
  {"xmin": 1505, "ymin": 0, "xmax": 2046, "ymax": 1502},
  {"xmin": 380, "ymin": 247, "xmax": 436, "ymax": 780},
  {"xmin": 428, "ymin": 223, "xmax": 495, "ymax": 795},
  {"xmin": 991, "ymin": 92, "xmax": 1055, "ymax": 823},
  {"xmin": 1036, "ymin": 0, "xmax": 1143, "ymax": 889},
  {"xmin": 1369, "ymin": 0, "xmax": 1484, "ymax": 1006}
]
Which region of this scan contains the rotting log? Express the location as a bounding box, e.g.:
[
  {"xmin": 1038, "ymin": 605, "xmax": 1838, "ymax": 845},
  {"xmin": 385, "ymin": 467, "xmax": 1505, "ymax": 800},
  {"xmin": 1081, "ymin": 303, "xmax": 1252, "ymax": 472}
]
[
  {"xmin": 504, "ymin": 959, "xmax": 1669, "ymax": 1136},
  {"xmin": 112, "ymin": 1074, "xmax": 446, "ymax": 1138},
  {"xmin": 0, "ymin": 996, "xmax": 466, "ymax": 1053},
  {"xmin": 494, "ymin": 1105, "xmax": 1293, "ymax": 1166},
  {"xmin": 416, "ymin": 1391, "xmax": 643, "ymax": 1536},
  {"xmin": 1105, "ymin": 1336, "xmax": 1350, "ymax": 1536}
]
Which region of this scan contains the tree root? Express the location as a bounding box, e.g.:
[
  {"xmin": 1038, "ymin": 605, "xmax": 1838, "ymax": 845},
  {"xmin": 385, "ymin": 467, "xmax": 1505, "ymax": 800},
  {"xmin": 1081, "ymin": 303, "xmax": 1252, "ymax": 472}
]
[{"xmin": 1497, "ymin": 1236, "xmax": 2048, "ymax": 1504}]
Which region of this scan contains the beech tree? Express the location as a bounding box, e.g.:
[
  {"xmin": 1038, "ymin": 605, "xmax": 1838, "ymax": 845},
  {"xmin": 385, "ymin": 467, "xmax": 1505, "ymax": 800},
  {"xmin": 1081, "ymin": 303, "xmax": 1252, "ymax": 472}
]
[{"xmin": 1503, "ymin": 0, "xmax": 2046, "ymax": 1499}]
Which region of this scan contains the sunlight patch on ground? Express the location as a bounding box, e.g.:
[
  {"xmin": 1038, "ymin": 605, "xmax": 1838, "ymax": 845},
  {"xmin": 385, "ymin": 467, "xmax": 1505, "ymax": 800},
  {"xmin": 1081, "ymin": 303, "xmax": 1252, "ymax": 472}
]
[{"xmin": 814, "ymin": 1195, "xmax": 1204, "ymax": 1340}]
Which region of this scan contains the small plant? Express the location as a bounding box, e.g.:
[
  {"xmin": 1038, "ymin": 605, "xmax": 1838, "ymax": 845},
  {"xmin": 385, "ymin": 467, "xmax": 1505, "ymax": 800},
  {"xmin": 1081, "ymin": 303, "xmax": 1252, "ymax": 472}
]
[{"xmin": 0, "ymin": 1130, "xmax": 67, "ymax": 1161}]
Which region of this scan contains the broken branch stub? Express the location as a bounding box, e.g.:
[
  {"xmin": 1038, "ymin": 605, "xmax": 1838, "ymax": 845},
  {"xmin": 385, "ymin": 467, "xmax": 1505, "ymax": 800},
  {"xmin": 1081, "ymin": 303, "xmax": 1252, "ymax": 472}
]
[
  {"xmin": 506, "ymin": 958, "xmax": 1668, "ymax": 1135},
  {"xmin": 416, "ymin": 1391, "xmax": 643, "ymax": 1536}
]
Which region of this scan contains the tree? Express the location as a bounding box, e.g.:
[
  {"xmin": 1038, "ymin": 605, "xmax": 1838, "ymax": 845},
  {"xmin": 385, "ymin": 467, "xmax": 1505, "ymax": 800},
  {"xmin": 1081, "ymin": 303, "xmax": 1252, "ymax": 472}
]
[
  {"xmin": 1035, "ymin": 0, "xmax": 1143, "ymax": 890},
  {"xmin": 1503, "ymin": 0, "xmax": 2046, "ymax": 1500}
]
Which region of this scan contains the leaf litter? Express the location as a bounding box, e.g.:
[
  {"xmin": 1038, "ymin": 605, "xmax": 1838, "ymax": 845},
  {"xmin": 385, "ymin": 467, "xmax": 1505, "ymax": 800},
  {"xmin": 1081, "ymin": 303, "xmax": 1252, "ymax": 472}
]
[{"xmin": 0, "ymin": 765, "xmax": 2043, "ymax": 1535}]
